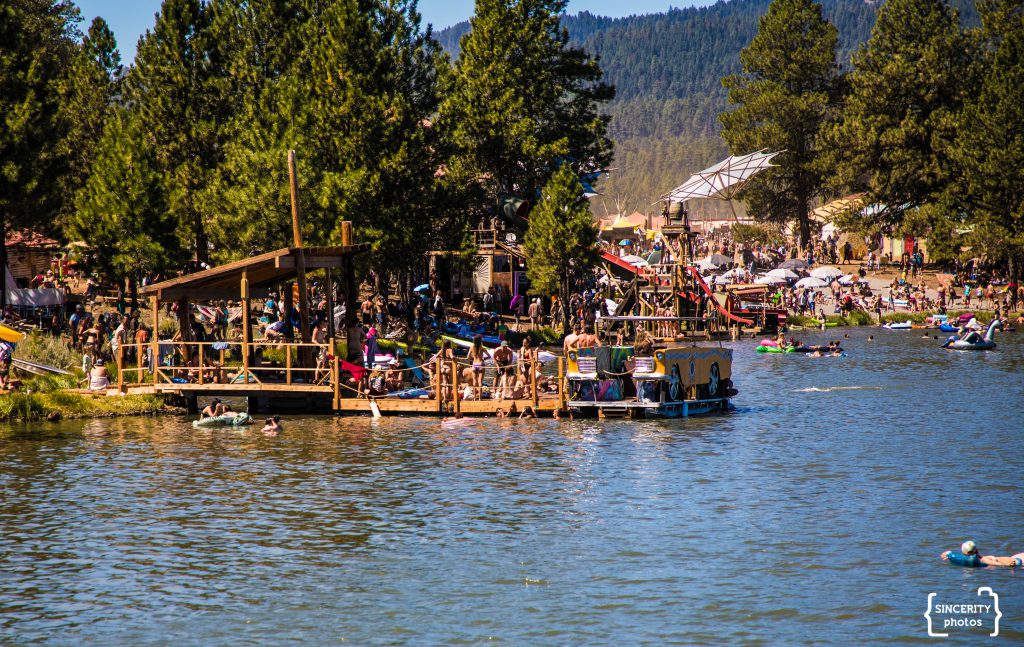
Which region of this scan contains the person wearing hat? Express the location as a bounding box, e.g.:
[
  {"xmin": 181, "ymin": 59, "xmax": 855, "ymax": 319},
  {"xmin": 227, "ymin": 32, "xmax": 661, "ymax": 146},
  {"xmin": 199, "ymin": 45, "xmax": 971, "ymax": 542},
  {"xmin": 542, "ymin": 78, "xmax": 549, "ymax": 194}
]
[
  {"xmin": 941, "ymin": 540, "xmax": 1024, "ymax": 567},
  {"xmin": 200, "ymin": 398, "xmax": 224, "ymax": 419},
  {"xmin": 86, "ymin": 358, "xmax": 110, "ymax": 392},
  {"xmin": 492, "ymin": 339, "xmax": 514, "ymax": 389}
]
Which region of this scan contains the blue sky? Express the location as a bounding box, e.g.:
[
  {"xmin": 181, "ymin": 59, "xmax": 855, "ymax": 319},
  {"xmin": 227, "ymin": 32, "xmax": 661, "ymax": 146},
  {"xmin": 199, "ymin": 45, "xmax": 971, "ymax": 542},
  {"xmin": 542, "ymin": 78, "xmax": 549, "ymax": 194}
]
[{"xmin": 75, "ymin": 0, "xmax": 715, "ymax": 61}]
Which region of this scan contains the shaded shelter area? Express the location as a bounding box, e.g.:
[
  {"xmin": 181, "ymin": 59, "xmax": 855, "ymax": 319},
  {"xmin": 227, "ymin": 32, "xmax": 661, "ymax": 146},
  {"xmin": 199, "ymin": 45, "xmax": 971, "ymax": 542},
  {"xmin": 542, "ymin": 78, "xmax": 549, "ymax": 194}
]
[{"xmin": 123, "ymin": 238, "xmax": 369, "ymax": 412}]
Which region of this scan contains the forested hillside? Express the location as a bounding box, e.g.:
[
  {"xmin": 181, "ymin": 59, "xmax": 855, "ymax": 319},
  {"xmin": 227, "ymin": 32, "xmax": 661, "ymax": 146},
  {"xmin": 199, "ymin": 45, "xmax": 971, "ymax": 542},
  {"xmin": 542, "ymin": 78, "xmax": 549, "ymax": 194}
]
[{"xmin": 437, "ymin": 0, "xmax": 977, "ymax": 216}]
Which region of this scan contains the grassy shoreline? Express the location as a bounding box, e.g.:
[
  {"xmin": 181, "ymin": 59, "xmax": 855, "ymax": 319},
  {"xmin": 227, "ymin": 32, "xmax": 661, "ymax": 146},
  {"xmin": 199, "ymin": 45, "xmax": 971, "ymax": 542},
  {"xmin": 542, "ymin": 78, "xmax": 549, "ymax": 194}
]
[
  {"xmin": 787, "ymin": 308, "xmax": 1008, "ymax": 329},
  {"xmin": 0, "ymin": 391, "xmax": 179, "ymax": 422}
]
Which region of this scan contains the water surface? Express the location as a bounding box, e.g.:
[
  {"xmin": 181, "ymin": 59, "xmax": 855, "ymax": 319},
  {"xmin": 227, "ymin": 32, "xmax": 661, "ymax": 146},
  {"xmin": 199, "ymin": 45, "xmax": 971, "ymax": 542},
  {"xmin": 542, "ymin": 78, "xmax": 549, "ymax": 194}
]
[{"xmin": 2, "ymin": 328, "xmax": 1023, "ymax": 644}]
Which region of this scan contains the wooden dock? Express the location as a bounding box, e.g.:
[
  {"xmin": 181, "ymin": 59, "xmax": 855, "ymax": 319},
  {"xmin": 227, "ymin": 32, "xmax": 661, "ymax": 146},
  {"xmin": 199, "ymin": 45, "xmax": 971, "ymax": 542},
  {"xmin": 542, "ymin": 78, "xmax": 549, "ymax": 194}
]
[{"xmin": 114, "ymin": 339, "xmax": 566, "ymax": 417}]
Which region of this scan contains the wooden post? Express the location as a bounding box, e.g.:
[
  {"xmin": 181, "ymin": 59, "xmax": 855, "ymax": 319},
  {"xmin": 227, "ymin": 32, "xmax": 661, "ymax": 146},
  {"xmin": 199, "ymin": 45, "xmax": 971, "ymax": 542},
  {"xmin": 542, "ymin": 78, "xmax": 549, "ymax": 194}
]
[
  {"xmin": 451, "ymin": 359, "xmax": 460, "ymax": 415},
  {"xmin": 332, "ymin": 357, "xmax": 341, "ymax": 411},
  {"xmin": 288, "ymin": 150, "xmax": 312, "ymax": 352},
  {"xmin": 117, "ymin": 344, "xmax": 124, "ymax": 393},
  {"xmin": 286, "ymin": 344, "xmax": 293, "ymax": 385},
  {"xmin": 151, "ymin": 296, "xmax": 159, "ymax": 386},
  {"xmin": 341, "ymin": 221, "xmax": 357, "ymax": 328},
  {"xmin": 326, "ymin": 267, "xmax": 335, "ymax": 341},
  {"xmin": 435, "ymin": 353, "xmax": 443, "ymax": 413},
  {"xmin": 531, "ymin": 355, "xmax": 539, "ymax": 407},
  {"xmin": 241, "ymin": 270, "xmax": 251, "ymax": 384},
  {"xmin": 197, "ymin": 343, "xmax": 204, "ymax": 385},
  {"xmin": 558, "ymin": 356, "xmax": 567, "ymax": 411}
]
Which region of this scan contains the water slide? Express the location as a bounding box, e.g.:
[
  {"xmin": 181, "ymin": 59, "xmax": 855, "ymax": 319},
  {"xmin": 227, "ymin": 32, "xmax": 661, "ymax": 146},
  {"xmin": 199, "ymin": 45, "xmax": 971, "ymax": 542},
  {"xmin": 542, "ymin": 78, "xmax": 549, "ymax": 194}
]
[
  {"xmin": 684, "ymin": 266, "xmax": 754, "ymax": 325},
  {"xmin": 600, "ymin": 251, "xmax": 753, "ymax": 326}
]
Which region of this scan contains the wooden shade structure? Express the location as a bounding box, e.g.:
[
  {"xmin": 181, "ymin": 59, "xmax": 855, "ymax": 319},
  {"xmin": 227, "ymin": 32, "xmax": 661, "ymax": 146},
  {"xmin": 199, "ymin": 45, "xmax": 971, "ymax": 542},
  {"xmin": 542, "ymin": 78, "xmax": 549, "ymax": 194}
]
[{"xmin": 140, "ymin": 245, "xmax": 368, "ymax": 302}]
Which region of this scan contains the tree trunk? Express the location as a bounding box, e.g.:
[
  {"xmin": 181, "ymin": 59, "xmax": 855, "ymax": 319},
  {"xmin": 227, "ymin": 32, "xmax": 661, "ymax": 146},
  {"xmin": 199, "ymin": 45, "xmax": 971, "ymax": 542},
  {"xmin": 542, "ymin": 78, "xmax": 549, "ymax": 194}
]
[
  {"xmin": 129, "ymin": 274, "xmax": 138, "ymax": 312},
  {"xmin": 797, "ymin": 194, "xmax": 811, "ymax": 252},
  {"xmin": 193, "ymin": 207, "xmax": 208, "ymax": 264},
  {"xmin": 0, "ymin": 214, "xmax": 7, "ymax": 312}
]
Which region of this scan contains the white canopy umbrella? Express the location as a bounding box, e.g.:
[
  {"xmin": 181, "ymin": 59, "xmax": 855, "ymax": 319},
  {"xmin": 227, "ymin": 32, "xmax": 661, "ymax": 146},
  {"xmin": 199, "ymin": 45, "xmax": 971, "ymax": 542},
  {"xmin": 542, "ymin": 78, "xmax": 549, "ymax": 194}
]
[
  {"xmin": 755, "ymin": 275, "xmax": 787, "ymax": 285},
  {"xmin": 662, "ymin": 150, "xmax": 782, "ymax": 220},
  {"xmin": 695, "ymin": 258, "xmax": 719, "ymax": 271},
  {"xmin": 713, "ymin": 275, "xmax": 732, "ymax": 285},
  {"xmin": 838, "ymin": 274, "xmax": 857, "ymax": 285},
  {"xmin": 620, "ymin": 254, "xmax": 649, "ymax": 267},
  {"xmin": 810, "ymin": 266, "xmax": 843, "ymax": 280},
  {"xmin": 766, "ymin": 268, "xmax": 799, "ymax": 280},
  {"xmin": 795, "ymin": 277, "xmax": 828, "ymax": 289}
]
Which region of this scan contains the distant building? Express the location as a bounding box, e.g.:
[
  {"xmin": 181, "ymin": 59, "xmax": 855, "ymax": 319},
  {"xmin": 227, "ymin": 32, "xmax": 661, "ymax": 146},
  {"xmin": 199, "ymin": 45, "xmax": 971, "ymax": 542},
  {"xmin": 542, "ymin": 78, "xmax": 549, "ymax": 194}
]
[{"xmin": 5, "ymin": 230, "xmax": 61, "ymax": 285}]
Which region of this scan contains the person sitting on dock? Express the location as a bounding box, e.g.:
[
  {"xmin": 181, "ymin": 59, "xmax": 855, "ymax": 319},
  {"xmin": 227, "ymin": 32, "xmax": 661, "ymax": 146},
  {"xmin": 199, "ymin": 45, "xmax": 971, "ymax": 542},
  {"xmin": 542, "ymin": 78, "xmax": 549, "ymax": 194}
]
[
  {"xmin": 85, "ymin": 359, "xmax": 110, "ymax": 391},
  {"xmin": 201, "ymin": 399, "xmax": 224, "ymax": 419}
]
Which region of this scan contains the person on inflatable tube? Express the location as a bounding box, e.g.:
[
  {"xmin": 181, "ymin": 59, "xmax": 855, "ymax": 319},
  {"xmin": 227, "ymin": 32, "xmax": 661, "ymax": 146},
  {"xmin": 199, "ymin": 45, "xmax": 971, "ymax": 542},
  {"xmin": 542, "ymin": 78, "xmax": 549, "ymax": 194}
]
[{"xmin": 941, "ymin": 540, "xmax": 1024, "ymax": 567}]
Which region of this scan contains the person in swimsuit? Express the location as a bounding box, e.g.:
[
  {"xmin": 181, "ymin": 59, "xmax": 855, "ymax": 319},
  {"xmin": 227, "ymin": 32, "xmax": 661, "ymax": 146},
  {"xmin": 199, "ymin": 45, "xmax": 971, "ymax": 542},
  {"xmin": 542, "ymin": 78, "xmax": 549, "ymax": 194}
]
[
  {"xmin": 941, "ymin": 540, "xmax": 1024, "ymax": 567},
  {"xmin": 466, "ymin": 334, "xmax": 487, "ymax": 396},
  {"xmin": 492, "ymin": 340, "xmax": 514, "ymax": 389}
]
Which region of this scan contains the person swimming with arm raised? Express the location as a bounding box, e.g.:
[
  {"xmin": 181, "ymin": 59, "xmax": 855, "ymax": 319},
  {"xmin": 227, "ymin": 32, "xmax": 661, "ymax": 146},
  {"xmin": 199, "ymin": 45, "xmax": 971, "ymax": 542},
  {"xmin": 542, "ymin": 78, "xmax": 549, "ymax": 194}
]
[{"xmin": 941, "ymin": 540, "xmax": 1024, "ymax": 567}]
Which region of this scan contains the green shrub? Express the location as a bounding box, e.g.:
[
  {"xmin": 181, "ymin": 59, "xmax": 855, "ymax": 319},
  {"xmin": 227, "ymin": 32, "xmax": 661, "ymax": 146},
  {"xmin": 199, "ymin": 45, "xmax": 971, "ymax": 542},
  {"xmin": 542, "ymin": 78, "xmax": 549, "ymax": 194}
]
[
  {"xmin": 787, "ymin": 314, "xmax": 815, "ymax": 327},
  {"xmin": 526, "ymin": 326, "xmax": 562, "ymax": 347},
  {"xmin": 848, "ymin": 310, "xmax": 874, "ymax": 326},
  {"xmin": 880, "ymin": 312, "xmax": 927, "ymax": 324},
  {"xmin": 0, "ymin": 393, "xmax": 47, "ymax": 420},
  {"xmin": 15, "ymin": 333, "xmax": 79, "ymax": 371}
]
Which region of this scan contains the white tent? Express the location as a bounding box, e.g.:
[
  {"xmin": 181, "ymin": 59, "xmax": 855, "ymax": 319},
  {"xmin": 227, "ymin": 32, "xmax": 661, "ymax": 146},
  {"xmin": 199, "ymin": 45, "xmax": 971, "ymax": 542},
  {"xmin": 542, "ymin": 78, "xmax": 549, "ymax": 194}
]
[{"xmin": 5, "ymin": 266, "xmax": 63, "ymax": 307}]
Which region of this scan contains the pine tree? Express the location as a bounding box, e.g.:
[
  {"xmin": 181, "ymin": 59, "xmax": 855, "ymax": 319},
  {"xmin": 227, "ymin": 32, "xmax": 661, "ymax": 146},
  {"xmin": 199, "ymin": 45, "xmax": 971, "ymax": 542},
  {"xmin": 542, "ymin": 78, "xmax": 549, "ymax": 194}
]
[
  {"xmin": 949, "ymin": 0, "xmax": 1024, "ymax": 280},
  {"xmin": 0, "ymin": 0, "xmax": 78, "ymax": 307},
  {"xmin": 822, "ymin": 0, "xmax": 972, "ymax": 228},
  {"xmin": 130, "ymin": 0, "xmax": 224, "ymax": 265},
  {"xmin": 439, "ymin": 0, "xmax": 614, "ymax": 220},
  {"xmin": 56, "ymin": 16, "xmax": 122, "ymax": 225},
  {"xmin": 70, "ymin": 110, "xmax": 185, "ymax": 284},
  {"xmin": 288, "ymin": 0, "xmax": 449, "ymax": 289},
  {"xmin": 523, "ymin": 164, "xmax": 599, "ymax": 332},
  {"xmin": 720, "ymin": 0, "xmax": 841, "ymax": 248}
]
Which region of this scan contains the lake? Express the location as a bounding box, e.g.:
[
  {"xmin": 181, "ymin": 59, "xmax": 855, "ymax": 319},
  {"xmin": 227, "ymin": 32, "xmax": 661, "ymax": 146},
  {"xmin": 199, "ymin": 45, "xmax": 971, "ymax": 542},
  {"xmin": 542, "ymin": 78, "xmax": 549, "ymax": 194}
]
[{"xmin": 2, "ymin": 327, "xmax": 1023, "ymax": 644}]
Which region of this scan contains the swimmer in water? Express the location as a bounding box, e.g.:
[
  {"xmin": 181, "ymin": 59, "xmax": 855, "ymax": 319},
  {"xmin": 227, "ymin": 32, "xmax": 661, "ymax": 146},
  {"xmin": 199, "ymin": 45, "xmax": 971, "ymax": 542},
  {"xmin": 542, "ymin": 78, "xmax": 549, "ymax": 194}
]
[
  {"xmin": 941, "ymin": 540, "xmax": 1024, "ymax": 567},
  {"xmin": 261, "ymin": 415, "xmax": 282, "ymax": 433}
]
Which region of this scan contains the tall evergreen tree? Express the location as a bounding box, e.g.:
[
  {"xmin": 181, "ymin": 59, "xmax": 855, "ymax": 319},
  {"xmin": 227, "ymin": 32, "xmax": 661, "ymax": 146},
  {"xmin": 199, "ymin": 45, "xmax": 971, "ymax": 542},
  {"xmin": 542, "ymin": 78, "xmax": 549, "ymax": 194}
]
[
  {"xmin": 0, "ymin": 0, "xmax": 79, "ymax": 308},
  {"xmin": 439, "ymin": 0, "xmax": 614, "ymax": 222},
  {"xmin": 523, "ymin": 164, "xmax": 599, "ymax": 332},
  {"xmin": 71, "ymin": 110, "xmax": 185, "ymax": 287},
  {"xmin": 949, "ymin": 0, "xmax": 1024, "ymax": 280},
  {"xmin": 822, "ymin": 0, "xmax": 972, "ymax": 228},
  {"xmin": 56, "ymin": 16, "xmax": 122, "ymax": 225},
  {"xmin": 720, "ymin": 0, "xmax": 841, "ymax": 247},
  {"xmin": 130, "ymin": 0, "xmax": 224, "ymax": 265}
]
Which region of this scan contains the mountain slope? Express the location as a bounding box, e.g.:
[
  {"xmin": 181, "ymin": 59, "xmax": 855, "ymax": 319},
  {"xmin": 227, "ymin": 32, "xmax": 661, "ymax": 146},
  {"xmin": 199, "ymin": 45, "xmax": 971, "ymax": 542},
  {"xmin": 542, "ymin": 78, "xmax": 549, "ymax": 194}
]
[{"xmin": 436, "ymin": 0, "xmax": 977, "ymax": 215}]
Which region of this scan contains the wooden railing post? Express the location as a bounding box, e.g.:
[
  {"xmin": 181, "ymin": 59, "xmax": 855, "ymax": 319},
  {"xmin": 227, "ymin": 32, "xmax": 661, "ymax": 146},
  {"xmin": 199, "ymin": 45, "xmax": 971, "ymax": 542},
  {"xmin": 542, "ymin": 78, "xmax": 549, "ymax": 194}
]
[
  {"xmin": 198, "ymin": 343, "xmax": 205, "ymax": 385},
  {"xmin": 117, "ymin": 344, "xmax": 124, "ymax": 393},
  {"xmin": 151, "ymin": 296, "xmax": 159, "ymax": 386},
  {"xmin": 286, "ymin": 344, "xmax": 293, "ymax": 385},
  {"xmin": 332, "ymin": 357, "xmax": 341, "ymax": 411},
  {"xmin": 435, "ymin": 353, "xmax": 443, "ymax": 413},
  {"xmin": 451, "ymin": 359, "xmax": 460, "ymax": 415}
]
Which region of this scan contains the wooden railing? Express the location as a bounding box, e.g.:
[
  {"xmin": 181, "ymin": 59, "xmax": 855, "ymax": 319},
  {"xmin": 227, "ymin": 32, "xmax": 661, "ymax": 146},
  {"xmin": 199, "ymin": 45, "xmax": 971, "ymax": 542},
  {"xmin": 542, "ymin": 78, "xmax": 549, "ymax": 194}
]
[
  {"xmin": 115, "ymin": 340, "xmax": 332, "ymax": 392},
  {"xmin": 115, "ymin": 339, "xmax": 569, "ymax": 413}
]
